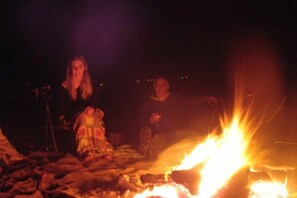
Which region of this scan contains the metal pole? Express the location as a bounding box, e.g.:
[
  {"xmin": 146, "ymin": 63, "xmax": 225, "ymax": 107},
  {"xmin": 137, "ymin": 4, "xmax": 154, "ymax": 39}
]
[{"xmin": 45, "ymin": 100, "xmax": 58, "ymax": 152}]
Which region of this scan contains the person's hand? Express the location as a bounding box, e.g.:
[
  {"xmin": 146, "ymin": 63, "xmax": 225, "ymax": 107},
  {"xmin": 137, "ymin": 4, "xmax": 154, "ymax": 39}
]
[
  {"xmin": 84, "ymin": 106, "xmax": 95, "ymax": 116},
  {"xmin": 149, "ymin": 112, "xmax": 161, "ymax": 125}
]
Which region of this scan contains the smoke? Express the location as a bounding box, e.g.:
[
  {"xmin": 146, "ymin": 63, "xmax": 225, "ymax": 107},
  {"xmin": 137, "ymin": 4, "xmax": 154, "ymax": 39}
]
[
  {"xmin": 225, "ymin": 30, "xmax": 284, "ymax": 109},
  {"xmin": 224, "ymin": 29, "xmax": 296, "ymax": 143}
]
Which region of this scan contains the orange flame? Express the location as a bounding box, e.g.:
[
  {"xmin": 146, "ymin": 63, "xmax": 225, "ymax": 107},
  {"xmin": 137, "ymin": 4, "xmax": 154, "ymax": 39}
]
[{"xmin": 134, "ymin": 87, "xmax": 288, "ymax": 197}]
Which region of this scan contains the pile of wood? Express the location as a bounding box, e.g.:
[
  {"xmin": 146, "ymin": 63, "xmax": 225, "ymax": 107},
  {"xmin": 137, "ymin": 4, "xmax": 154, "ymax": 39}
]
[{"xmin": 0, "ymin": 144, "xmax": 147, "ymax": 197}]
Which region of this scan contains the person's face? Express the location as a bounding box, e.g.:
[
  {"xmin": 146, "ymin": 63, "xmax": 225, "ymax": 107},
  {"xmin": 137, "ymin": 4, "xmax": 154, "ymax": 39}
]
[
  {"xmin": 154, "ymin": 78, "xmax": 169, "ymax": 98},
  {"xmin": 71, "ymin": 59, "xmax": 85, "ymax": 77}
]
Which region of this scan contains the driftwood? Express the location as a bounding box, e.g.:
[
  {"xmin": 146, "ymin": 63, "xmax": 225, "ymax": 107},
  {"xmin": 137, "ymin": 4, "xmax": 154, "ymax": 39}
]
[{"xmin": 0, "ymin": 144, "xmax": 145, "ymax": 198}]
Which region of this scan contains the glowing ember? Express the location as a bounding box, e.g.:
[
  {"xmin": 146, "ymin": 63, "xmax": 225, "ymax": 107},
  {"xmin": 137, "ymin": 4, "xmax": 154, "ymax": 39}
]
[
  {"xmin": 249, "ymin": 180, "xmax": 288, "ymax": 198},
  {"xmin": 134, "ymin": 183, "xmax": 194, "ymax": 198}
]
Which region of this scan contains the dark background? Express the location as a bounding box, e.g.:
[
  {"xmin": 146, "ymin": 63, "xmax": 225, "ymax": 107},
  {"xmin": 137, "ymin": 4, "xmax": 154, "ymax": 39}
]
[{"xmin": 1, "ymin": 0, "xmax": 296, "ymax": 151}]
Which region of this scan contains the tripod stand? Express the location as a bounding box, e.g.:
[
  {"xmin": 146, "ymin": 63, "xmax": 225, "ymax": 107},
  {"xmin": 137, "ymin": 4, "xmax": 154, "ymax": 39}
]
[
  {"xmin": 35, "ymin": 85, "xmax": 58, "ymax": 152},
  {"xmin": 44, "ymin": 98, "xmax": 58, "ymax": 152}
]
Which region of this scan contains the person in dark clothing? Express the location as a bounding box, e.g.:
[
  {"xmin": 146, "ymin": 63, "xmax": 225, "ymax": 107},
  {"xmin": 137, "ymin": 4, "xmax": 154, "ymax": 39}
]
[
  {"xmin": 138, "ymin": 76, "xmax": 184, "ymax": 157},
  {"xmin": 53, "ymin": 56, "xmax": 112, "ymax": 162}
]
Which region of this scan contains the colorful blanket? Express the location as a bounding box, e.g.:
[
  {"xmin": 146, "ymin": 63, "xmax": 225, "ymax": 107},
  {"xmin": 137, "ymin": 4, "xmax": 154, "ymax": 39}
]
[{"xmin": 73, "ymin": 109, "xmax": 113, "ymax": 161}]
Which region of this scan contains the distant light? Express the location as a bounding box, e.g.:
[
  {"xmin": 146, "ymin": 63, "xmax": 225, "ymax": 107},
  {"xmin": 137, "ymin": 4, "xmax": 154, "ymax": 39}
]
[
  {"xmin": 99, "ymin": 83, "xmax": 103, "ymax": 87},
  {"xmin": 180, "ymin": 75, "xmax": 189, "ymax": 80}
]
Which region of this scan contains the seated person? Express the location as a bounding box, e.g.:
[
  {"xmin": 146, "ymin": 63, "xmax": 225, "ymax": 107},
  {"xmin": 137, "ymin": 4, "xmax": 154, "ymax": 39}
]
[
  {"xmin": 53, "ymin": 56, "xmax": 112, "ymax": 162},
  {"xmin": 138, "ymin": 76, "xmax": 184, "ymax": 157}
]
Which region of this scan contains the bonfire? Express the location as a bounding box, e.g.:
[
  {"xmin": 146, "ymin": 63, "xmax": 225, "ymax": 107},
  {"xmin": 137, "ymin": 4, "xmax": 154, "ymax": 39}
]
[
  {"xmin": 1, "ymin": 85, "xmax": 296, "ymax": 198},
  {"xmin": 132, "ymin": 88, "xmax": 295, "ymax": 198}
]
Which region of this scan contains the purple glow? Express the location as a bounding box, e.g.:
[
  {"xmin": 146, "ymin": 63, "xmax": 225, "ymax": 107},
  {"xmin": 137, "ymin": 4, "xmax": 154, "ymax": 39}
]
[{"xmin": 72, "ymin": 1, "xmax": 148, "ymax": 70}]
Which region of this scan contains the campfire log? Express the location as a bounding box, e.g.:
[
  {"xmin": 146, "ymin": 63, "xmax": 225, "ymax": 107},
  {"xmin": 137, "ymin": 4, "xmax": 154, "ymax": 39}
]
[
  {"xmin": 171, "ymin": 165, "xmax": 250, "ymax": 197},
  {"xmin": 171, "ymin": 164, "xmax": 202, "ymax": 195},
  {"xmin": 140, "ymin": 173, "xmax": 171, "ymax": 184},
  {"xmin": 215, "ymin": 167, "xmax": 250, "ymax": 198}
]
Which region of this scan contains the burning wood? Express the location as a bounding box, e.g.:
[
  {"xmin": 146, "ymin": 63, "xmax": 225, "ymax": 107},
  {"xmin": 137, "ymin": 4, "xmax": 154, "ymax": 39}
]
[
  {"xmin": 170, "ymin": 164, "xmax": 250, "ymax": 196},
  {"xmin": 140, "ymin": 173, "xmax": 170, "ymax": 184},
  {"xmin": 130, "ymin": 87, "xmax": 296, "ymax": 197},
  {"xmin": 171, "ymin": 164, "xmax": 202, "ymax": 195},
  {"xmin": 1, "ymin": 134, "xmax": 296, "ymax": 197}
]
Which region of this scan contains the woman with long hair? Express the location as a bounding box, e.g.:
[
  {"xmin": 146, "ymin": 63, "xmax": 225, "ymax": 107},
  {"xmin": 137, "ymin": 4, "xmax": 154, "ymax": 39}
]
[{"xmin": 55, "ymin": 56, "xmax": 112, "ymax": 162}]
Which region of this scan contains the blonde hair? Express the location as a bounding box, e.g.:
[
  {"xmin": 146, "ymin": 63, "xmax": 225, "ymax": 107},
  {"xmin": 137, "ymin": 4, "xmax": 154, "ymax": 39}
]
[{"xmin": 64, "ymin": 56, "xmax": 93, "ymax": 100}]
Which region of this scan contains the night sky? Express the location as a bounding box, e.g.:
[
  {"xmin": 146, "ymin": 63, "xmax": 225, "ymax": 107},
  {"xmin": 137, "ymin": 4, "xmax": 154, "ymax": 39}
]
[
  {"xmin": 1, "ymin": 1, "xmax": 297, "ymax": 146},
  {"xmin": 2, "ymin": 1, "xmax": 296, "ymax": 85}
]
